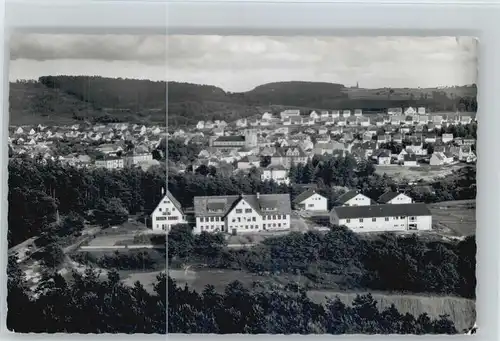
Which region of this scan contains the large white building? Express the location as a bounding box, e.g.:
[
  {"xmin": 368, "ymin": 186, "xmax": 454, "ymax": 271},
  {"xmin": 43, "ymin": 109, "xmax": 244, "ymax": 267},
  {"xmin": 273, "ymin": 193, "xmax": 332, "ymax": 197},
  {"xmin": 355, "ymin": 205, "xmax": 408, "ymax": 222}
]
[
  {"xmin": 329, "ymin": 203, "xmax": 432, "ymax": 233},
  {"xmin": 293, "ymin": 189, "xmax": 328, "ymax": 212},
  {"xmin": 94, "ymin": 156, "xmax": 124, "ymax": 170},
  {"xmin": 151, "ymin": 190, "xmax": 187, "ymax": 231},
  {"xmin": 261, "ymin": 165, "xmax": 290, "ymax": 185},
  {"xmin": 193, "ymin": 193, "xmax": 292, "ymax": 235}
]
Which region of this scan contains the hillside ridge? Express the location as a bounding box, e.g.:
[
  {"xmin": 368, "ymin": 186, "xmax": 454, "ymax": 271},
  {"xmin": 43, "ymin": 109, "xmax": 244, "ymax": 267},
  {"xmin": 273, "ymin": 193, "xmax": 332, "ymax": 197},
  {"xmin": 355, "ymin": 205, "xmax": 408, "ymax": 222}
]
[{"xmin": 9, "ymin": 76, "xmax": 477, "ymax": 126}]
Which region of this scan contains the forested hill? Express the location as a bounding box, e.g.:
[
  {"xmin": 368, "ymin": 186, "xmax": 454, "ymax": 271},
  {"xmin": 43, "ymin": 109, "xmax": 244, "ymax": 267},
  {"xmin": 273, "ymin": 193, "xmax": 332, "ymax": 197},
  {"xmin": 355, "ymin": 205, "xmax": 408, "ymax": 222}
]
[{"xmin": 9, "ymin": 76, "xmax": 477, "ymax": 127}]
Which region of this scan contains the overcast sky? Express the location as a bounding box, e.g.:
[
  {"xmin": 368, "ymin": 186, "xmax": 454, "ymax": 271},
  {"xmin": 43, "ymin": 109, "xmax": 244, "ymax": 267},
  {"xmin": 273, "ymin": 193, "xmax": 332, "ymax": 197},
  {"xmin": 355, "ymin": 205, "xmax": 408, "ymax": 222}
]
[
  {"xmin": 10, "ymin": 34, "xmax": 167, "ymax": 82},
  {"xmin": 10, "ymin": 34, "xmax": 477, "ymax": 92}
]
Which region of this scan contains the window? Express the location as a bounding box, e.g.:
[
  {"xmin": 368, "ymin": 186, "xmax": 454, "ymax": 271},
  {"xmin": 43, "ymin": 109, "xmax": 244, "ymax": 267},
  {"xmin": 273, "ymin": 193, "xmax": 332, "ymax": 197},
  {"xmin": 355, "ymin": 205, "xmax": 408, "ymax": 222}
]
[
  {"xmin": 159, "ymin": 208, "xmax": 162, "ymax": 212},
  {"xmin": 245, "ymin": 209, "xmax": 252, "ymax": 213},
  {"xmin": 359, "ymin": 218, "xmax": 364, "ymax": 223},
  {"xmin": 236, "ymin": 209, "xmax": 242, "ymax": 214},
  {"xmin": 346, "ymin": 219, "xmax": 351, "ymax": 223},
  {"xmin": 232, "ymin": 218, "xmax": 236, "ymax": 223},
  {"xmin": 400, "ymin": 216, "xmax": 405, "ymax": 219},
  {"xmin": 252, "ymin": 217, "xmax": 256, "ymax": 222},
  {"xmin": 263, "ymin": 224, "xmax": 266, "ymax": 228},
  {"xmin": 210, "ymin": 217, "xmax": 214, "ymax": 222},
  {"xmin": 156, "ymin": 217, "xmax": 167, "ymax": 221},
  {"xmin": 372, "ymin": 218, "xmax": 376, "ymax": 222},
  {"xmin": 385, "ymin": 217, "xmax": 389, "ymax": 221}
]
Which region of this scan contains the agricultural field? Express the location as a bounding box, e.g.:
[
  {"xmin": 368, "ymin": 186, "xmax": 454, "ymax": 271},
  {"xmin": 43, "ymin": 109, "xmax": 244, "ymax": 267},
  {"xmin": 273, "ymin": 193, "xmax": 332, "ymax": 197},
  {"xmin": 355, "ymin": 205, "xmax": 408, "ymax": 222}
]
[
  {"xmin": 375, "ymin": 163, "xmax": 468, "ymax": 182},
  {"xmin": 429, "ymin": 200, "xmax": 476, "ymax": 236}
]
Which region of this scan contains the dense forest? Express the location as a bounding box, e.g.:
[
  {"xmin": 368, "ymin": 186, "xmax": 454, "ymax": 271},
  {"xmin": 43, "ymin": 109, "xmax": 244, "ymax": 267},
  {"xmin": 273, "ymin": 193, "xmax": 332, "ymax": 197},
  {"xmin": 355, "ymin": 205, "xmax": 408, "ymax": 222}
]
[
  {"xmin": 7, "ymin": 250, "xmax": 459, "ymax": 334},
  {"xmin": 168, "ymin": 225, "xmax": 476, "ymax": 300},
  {"xmin": 9, "ymin": 77, "xmax": 477, "ymax": 127},
  {"xmin": 168, "ymin": 276, "xmax": 459, "ymax": 334}
]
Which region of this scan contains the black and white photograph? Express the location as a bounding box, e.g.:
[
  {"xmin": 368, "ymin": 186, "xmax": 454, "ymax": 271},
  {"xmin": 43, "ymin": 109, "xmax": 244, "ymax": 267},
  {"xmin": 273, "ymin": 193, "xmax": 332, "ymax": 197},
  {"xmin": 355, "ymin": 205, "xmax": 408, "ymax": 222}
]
[
  {"xmin": 165, "ymin": 36, "xmax": 478, "ymax": 334},
  {"xmin": 6, "ymin": 33, "xmax": 478, "ymax": 335},
  {"xmin": 6, "ymin": 34, "xmax": 167, "ymax": 333}
]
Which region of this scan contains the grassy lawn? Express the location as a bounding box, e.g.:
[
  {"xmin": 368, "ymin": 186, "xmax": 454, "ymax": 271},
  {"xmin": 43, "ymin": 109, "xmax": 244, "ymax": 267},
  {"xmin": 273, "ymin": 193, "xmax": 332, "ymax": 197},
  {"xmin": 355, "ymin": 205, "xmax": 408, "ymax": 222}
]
[
  {"xmin": 375, "ymin": 164, "xmax": 469, "ymax": 182},
  {"xmin": 429, "ymin": 200, "xmax": 476, "ymax": 236}
]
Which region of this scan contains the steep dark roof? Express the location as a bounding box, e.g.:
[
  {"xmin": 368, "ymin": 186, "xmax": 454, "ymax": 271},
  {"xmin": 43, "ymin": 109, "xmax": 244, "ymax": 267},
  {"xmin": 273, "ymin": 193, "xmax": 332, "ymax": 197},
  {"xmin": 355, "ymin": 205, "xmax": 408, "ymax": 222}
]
[
  {"xmin": 337, "ymin": 190, "xmax": 369, "ymax": 204},
  {"xmin": 293, "ymin": 189, "xmax": 325, "ymax": 204},
  {"xmin": 194, "ymin": 194, "xmax": 292, "ymax": 217},
  {"xmin": 331, "ymin": 203, "xmax": 431, "ymax": 219},
  {"xmin": 215, "ymin": 135, "xmax": 245, "ymax": 142},
  {"xmin": 377, "ymin": 191, "xmax": 400, "ymax": 204}
]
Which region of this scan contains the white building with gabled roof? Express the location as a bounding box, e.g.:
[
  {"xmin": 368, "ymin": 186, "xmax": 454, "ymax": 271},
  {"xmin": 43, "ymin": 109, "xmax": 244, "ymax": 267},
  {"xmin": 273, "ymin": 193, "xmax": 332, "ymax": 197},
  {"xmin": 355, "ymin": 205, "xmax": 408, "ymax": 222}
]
[{"xmin": 151, "ymin": 189, "xmax": 187, "ymax": 232}]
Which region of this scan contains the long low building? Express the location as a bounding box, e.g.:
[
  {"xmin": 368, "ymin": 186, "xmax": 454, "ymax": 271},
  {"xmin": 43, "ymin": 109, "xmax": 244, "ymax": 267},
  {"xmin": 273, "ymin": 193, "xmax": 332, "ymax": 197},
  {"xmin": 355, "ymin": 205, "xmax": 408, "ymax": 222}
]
[
  {"xmin": 194, "ymin": 193, "xmax": 291, "ymax": 234},
  {"xmin": 329, "ymin": 203, "xmax": 432, "ymax": 233}
]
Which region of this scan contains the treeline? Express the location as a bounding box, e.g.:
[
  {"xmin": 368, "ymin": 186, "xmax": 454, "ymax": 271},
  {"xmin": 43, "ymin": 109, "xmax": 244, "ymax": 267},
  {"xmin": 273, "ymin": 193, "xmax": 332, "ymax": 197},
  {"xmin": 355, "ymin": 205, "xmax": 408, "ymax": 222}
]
[
  {"xmin": 7, "ymin": 254, "xmax": 166, "ymax": 333},
  {"xmin": 168, "ymin": 225, "xmax": 476, "ymax": 299},
  {"xmin": 168, "ymin": 276, "xmax": 458, "ymax": 334},
  {"xmin": 8, "ymin": 159, "xmax": 165, "ymax": 247},
  {"xmin": 71, "ymin": 250, "xmax": 161, "ymax": 271}
]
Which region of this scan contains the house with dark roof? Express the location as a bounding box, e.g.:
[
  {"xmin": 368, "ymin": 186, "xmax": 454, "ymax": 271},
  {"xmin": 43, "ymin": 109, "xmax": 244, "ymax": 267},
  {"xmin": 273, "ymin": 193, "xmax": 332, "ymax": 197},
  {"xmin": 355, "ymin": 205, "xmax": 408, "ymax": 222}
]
[
  {"xmin": 193, "ymin": 193, "xmax": 292, "ymax": 234},
  {"xmin": 329, "ymin": 203, "xmax": 432, "ymax": 232},
  {"xmin": 151, "ymin": 189, "xmax": 187, "ymax": 232},
  {"xmin": 337, "ymin": 190, "xmax": 372, "ymax": 207},
  {"xmin": 377, "ymin": 191, "xmax": 413, "ymax": 205},
  {"xmin": 293, "ymin": 189, "xmax": 328, "ymax": 212}
]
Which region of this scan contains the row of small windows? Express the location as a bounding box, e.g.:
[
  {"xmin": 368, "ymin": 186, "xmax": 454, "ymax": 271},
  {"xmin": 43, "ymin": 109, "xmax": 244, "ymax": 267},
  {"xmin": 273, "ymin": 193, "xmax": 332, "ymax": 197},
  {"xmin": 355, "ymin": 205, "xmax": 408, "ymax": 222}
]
[
  {"xmin": 156, "ymin": 216, "xmax": 179, "ymax": 221},
  {"xmin": 158, "ymin": 207, "xmax": 175, "ymax": 212},
  {"xmin": 200, "ymin": 225, "xmax": 223, "ymax": 231},
  {"xmin": 344, "ymin": 216, "xmax": 417, "ymax": 223},
  {"xmin": 200, "ymin": 215, "xmax": 287, "ymax": 222}
]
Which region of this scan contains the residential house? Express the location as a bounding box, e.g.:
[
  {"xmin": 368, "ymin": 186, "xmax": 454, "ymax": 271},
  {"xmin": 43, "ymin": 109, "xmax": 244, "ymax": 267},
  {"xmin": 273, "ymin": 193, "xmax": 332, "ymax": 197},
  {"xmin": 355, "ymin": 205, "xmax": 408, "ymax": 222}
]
[
  {"xmin": 316, "ymin": 134, "xmax": 331, "ymax": 143},
  {"xmin": 337, "ymin": 190, "xmax": 372, "ymax": 207},
  {"xmin": 406, "ymin": 142, "xmax": 427, "ymax": 156},
  {"xmin": 313, "ymin": 141, "xmax": 345, "ymax": 156},
  {"xmin": 396, "ymin": 149, "xmax": 408, "ymax": 162},
  {"xmin": 403, "ymin": 154, "xmax": 418, "ymax": 166},
  {"xmin": 392, "ymin": 134, "xmax": 403, "ymax": 144},
  {"xmin": 417, "ymin": 107, "xmax": 426, "ymax": 115},
  {"xmin": 193, "ymin": 193, "xmax": 292, "ymax": 234},
  {"xmin": 123, "ymin": 148, "xmax": 153, "ymax": 167},
  {"xmin": 377, "ymin": 192, "xmax": 413, "ymax": 204},
  {"xmin": 458, "ymin": 146, "xmax": 476, "ymax": 162},
  {"xmin": 388, "ymin": 108, "xmax": 403, "ymax": 116},
  {"xmin": 329, "ymin": 203, "xmax": 432, "ymax": 233},
  {"xmin": 236, "ymin": 118, "xmax": 248, "ymax": 127},
  {"xmin": 310, "ymin": 111, "xmax": 320, "ymax": 120},
  {"xmin": 429, "ymin": 152, "xmax": 454, "ymax": 166},
  {"xmin": 261, "ymin": 165, "xmax": 289, "ymax": 185},
  {"xmin": 354, "ymin": 109, "xmax": 363, "ymax": 117},
  {"xmin": 336, "ymin": 118, "xmax": 347, "ymax": 126},
  {"xmin": 151, "ymin": 190, "xmax": 187, "ymax": 232},
  {"xmin": 424, "ymin": 133, "xmax": 437, "ymax": 144},
  {"xmin": 270, "ymin": 146, "xmax": 308, "ymax": 169},
  {"xmin": 280, "ymin": 109, "xmax": 301, "ymax": 120},
  {"xmin": 262, "ymin": 112, "xmax": 273, "ymax": 120},
  {"xmin": 404, "ymin": 107, "xmax": 417, "ymax": 115},
  {"xmin": 342, "ymin": 110, "xmax": 351, "ymax": 118},
  {"xmin": 463, "ymin": 138, "xmax": 475, "ymax": 146},
  {"xmin": 237, "ymin": 155, "xmax": 260, "ymax": 170},
  {"xmin": 331, "ymin": 110, "xmax": 340, "ymax": 119},
  {"xmin": 432, "ymin": 115, "xmax": 444, "ymax": 129},
  {"xmin": 320, "ymin": 111, "xmax": 330, "ymax": 119},
  {"xmin": 196, "ymin": 121, "xmax": 205, "ymax": 130},
  {"xmin": 94, "ymin": 156, "xmax": 124, "ymax": 170},
  {"xmin": 460, "ymin": 115, "xmax": 473, "ymax": 125},
  {"xmin": 293, "ymin": 189, "xmax": 328, "ymax": 212},
  {"xmin": 376, "ymin": 151, "xmax": 391, "ymax": 165},
  {"xmin": 358, "ymin": 117, "xmax": 370, "ymax": 127}
]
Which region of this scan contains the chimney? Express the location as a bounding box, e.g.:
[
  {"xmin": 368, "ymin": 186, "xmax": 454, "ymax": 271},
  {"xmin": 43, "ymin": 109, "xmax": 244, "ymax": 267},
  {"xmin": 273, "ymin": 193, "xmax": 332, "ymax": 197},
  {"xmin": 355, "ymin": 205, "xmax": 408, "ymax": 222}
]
[{"xmin": 256, "ymin": 192, "xmax": 260, "ymax": 199}]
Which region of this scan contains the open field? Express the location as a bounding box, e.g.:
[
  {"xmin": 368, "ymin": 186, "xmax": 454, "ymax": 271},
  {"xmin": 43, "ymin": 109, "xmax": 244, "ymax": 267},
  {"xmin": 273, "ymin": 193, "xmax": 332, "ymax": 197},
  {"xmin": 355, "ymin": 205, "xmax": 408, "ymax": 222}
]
[
  {"xmin": 169, "ymin": 268, "xmax": 475, "ymax": 333},
  {"xmin": 429, "ymin": 200, "xmax": 476, "ymax": 236},
  {"xmin": 375, "ymin": 163, "xmax": 469, "ymax": 182}
]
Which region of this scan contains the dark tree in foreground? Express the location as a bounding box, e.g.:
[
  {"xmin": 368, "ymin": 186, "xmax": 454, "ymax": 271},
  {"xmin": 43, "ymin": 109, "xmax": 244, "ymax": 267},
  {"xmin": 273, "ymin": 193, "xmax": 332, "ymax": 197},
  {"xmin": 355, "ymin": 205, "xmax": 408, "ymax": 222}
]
[{"xmin": 167, "ymin": 277, "xmax": 458, "ymax": 334}]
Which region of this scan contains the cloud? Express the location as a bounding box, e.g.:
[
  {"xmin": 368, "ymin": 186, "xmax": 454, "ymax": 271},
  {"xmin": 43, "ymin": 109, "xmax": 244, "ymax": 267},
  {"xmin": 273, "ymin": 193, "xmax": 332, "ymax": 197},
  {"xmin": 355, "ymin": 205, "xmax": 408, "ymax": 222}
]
[
  {"xmin": 10, "ymin": 34, "xmax": 166, "ymax": 64},
  {"xmin": 166, "ymin": 35, "xmax": 478, "ymax": 91}
]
